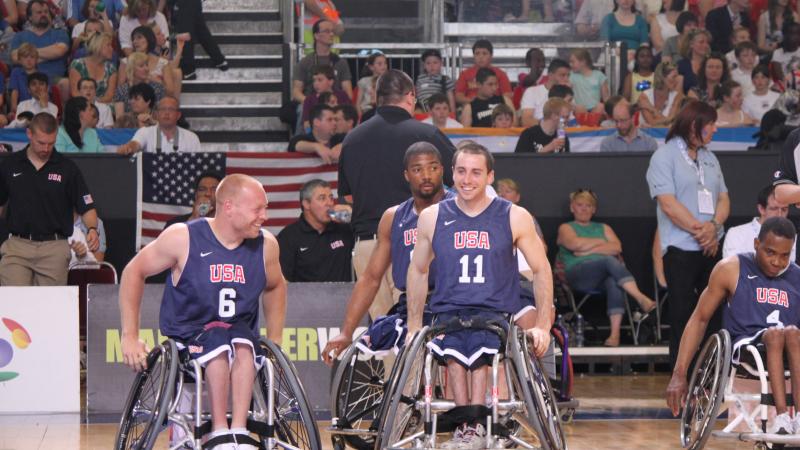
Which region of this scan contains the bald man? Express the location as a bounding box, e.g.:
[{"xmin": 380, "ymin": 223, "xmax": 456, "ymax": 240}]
[{"xmin": 120, "ymin": 174, "xmax": 287, "ymax": 449}]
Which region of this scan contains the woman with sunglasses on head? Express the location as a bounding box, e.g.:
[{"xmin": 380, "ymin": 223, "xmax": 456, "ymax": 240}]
[
  {"xmin": 646, "ymin": 99, "xmax": 729, "ymax": 367},
  {"xmin": 556, "ymin": 189, "xmax": 656, "ymax": 347}
]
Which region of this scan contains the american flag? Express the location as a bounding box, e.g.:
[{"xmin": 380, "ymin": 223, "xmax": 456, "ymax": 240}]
[{"xmin": 138, "ymin": 152, "xmax": 338, "ymax": 247}]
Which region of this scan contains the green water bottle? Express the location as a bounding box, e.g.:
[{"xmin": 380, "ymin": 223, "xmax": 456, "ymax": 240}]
[{"xmin": 95, "ymin": 1, "xmax": 105, "ymax": 12}]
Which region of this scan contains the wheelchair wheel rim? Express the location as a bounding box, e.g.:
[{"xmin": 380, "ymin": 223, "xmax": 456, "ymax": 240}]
[{"xmin": 331, "ymin": 343, "xmax": 385, "ymax": 448}]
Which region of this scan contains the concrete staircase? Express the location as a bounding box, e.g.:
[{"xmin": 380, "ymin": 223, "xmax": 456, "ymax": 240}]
[{"xmin": 180, "ymin": 0, "xmax": 287, "ymax": 151}]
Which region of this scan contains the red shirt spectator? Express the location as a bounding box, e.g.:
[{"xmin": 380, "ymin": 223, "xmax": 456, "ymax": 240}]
[{"xmin": 454, "ymin": 39, "xmax": 512, "ymax": 105}]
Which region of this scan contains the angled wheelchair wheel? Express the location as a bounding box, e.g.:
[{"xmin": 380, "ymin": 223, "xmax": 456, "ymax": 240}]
[
  {"xmin": 258, "ymin": 338, "xmax": 322, "ymax": 450},
  {"xmin": 115, "ymin": 340, "xmax": 179, "ymax": 450},
  {"xmin": 374, "ymin": 328, "xmax": 427, "ymax": 449},
  {"xmin": 329, "ymin": 339, "xmax": 386, "ymax": 450},
  {"xmin": 509, "ymin": 326, "xmax": 567, "ymax": 450},
  {"xmin": 680, "ymin": 330, "xmax": 731, "ymax": 450}
]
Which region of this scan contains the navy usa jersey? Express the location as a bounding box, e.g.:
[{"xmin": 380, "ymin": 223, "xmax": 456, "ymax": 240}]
[
  {"xmin": 723, "ymin": 253, "xmax": 800, "ymax": 343},
  {"xmin": 429, "ymin": 197, "xmax": 520, "ymax": 314},
  {"xmin": 160, "ymin": 219, "xmax": 267, "ymax": 340},
  {"xmin": 391, "ymin": 191, "xmax": 455, "ymax": 297}
]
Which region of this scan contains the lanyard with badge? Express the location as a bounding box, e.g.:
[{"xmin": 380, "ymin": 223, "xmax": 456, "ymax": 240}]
[
  {"xmin": 678, "ymin": 139, "xmax": 715, "ymax": 215},
  {"xmin": 155, "ymin": 126, "xmax": 180, "ymax": 153}
]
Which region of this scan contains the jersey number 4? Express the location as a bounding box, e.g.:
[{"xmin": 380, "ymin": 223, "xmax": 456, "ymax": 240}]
[
  {"xmin": 219, "ymin": 288, "xmax": 236, "ymax": 318},
  {"xmin": 458, "ymin": 254, "xmax": 485, "ymax": 284}
]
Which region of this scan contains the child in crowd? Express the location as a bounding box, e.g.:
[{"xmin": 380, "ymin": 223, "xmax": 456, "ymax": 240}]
[
  {"xmin": 743, "ymin": 64, "xmax": 781, "ymax": 123},
  {"xmin": 772, "ymin": 21, "xmax": 800, "ymax": 83},
  {"xmin": 491, "ymin": 103, "xmax": 515, "ymax": 128},
  {"xmin": 71, "ymin": 18, "xmax": 104, "ymax": 58},
  {"xmin": 9, "ymin": 43, "xmax": 39, "ymax": 121},
  {"xmin": 514, "ymin": 97, "xmax": 571, "ymax": 153},
  {"xmin": 454, "ymin": 39, "xmax": 512, "ymax": 105},
  {"xmin": 519, "ymin": 58, "xmax": 571, "ymax": 127},
  {"xmin": 730, "ymin": 41, "xmax": 758, "ymax": 96},
  {"xmin": 460, "ymin": 67, "xmax": 514, "ymax": 127},
  {"xmin": 422, "ymin": 93, "xmax": 463, "ymax": 129},
  {"xmin": 356, "ymin": 51, "xmax": 388, "ymax": 116},
  {"xmin": 623, "ymin": 45, "xmax": 655, "ymax": 104},
  {"xmin": 726, "ymin": 26, "xmax": 752, "ymax": 69},
  {"xmin": 8, "ymin": 72, "xmax": 57, "ymax": 127},
  {"xmin": 302, "ymin": 65, "xmax": 351, "ymax": 127},
  {"xmin": 569, "ymin": 48, "xmax": 608, "ymax": 115},
  {"xmin": 415, "ymin": 49, "xmax": 455, "ymax": 113},
  {"xmin": 512, "ymin": 47, "xmax": 547, "ymax": 109},
  {"xmin": 716, "ymin": 80, "xmax": 757, "ymax": 126}
]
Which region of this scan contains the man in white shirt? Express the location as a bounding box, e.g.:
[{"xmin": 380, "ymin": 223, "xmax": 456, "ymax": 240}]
[
  {"xmin": 11, "ymin": 72, "xmax": 58, "ymax": 124},
  {"xmin": 78, "ymin": 78, "xmax": 113, "ymax": 129},
  {"xmin": 723, "ymin": 185, "xmax": 796, "ymax": 260},
  {"xmin": 422, "ymin": 93, "xmax": 463, "ymax": 129},
  {"xmin": 519, "ymin": 58, "xmax": 571, "ymax": 128},
  {"xmin": 116, "ymin": 96, "xmax": 202, "ymax": 154}
]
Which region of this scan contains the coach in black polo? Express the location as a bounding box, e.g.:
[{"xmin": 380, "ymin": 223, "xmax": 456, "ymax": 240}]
[
  {"xmin": 338, "ymin": 69, "xmax": 455, "ymax": 320},
  {"xmin": 0, "ymin": 113, "xmax": 99, "ymax": 286}
]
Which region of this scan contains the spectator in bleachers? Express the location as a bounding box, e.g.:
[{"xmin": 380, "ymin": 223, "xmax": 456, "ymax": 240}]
[
  {"xmin": 116, "ymin": 96, "xmax": 201, "ymax": 154},
  {"xmin": 69, "ymin": 17, "xmax": 101, "ymax": 59},
  {"xmin": 118, "ymin": 26, "xmax": 180, "ymax": 98},
  {"xmin": 71, "ymin": 213, "xmax": 106, "ymax": 265},
  {"xmin": 715, "ymin": 80, "xmax": 757, "ymax": 126},
  {"xmin": 11, "ymin": 0, "xmax": 69, "ymax": 99},
  {"xmin": 520, "ymin": 58, "xmax": 571, "ymax": 127},
  {"xmin": 288, "ymin": 104, "xmax": 343, "ymax": 164},
  {"xmin": 570, "ymin": 48, "xmax": 610, "ymax": 115},
  {"xmin": 623, "ymin": 45, "xmax": 656, "ymax": 104},
  {"xmin": 318, "ymin": 91, "xmax": 338, "ymax": 108},
  {"xmin": 576, "ymin": 0, "xmax": 614, "ymax": 39},
  {"xmin": 600, "ymin": 0, "xmax": 650, "ymax": 63},
  {"xmin": 301, "ymin": 0, "xmax": 344, "ymax": 47},
  {"xmin": 772, "ymin": 21, "xmax": 800, "ymax": 81},
  {"xmin": 8, "ymin": 43, "xmax": 37, "ymax": 121},
  {"xmin": 556, "ymin": 188, "xmax": 656, "ymax": 346},
  {"xmin": 491, "ymin": 103, "xmax": 515, "ymax": 128},
  {"xmin": 678, "ymin": 29, "xmax": 712, "ymax": 92},
  {"xmin": 78, "ymin": 78, "xmax": 112, "ymax": 128},
  {"xmin": 1, "ymin": 0, "xmax": 16, "ymax": 29},
  {"xmin": 705, "ymin": 0, "xmax": 752, "ymax": 54},
  {"xmin": 460, "ymin": 67, "xmax": 515, "ymax": 127},
  {"xmin": 515, "ymin": 97, "xmax": 571, "ymax": 153},
  {"xmin": 415, "ymin": 49, "xmax": 455, "ymax": 114},
  {"xmin": 118, "ymin": 0, "xmax": 169, "ymax": 57},
  {"xmin": 730, "ymin": 41, "xmax": 758, "ymax": 95},
  {"xmin": 277, "ymin": 179, "xmax": 354, "ymax": 282},
  {"xmin": 454, "ymin": 39, "xmax": 512, "ymax": 106},
  {"xmin": 640, "ymin": 61, "xmax": 685, "ymax": 126},
  {"xmin": 757, "ymin": 0, "xmax": 798, "ymax": 54},
  {"xmin": 724, "ymin": 26, "xmax": 752, "ymax": 69},
  {"xmin": 651, "ymin": 0, "xmax": 685, "ymax": 54},
  {"xmin": 661, "ymin": 11, "xmax": 699, "ymax": 63},
  {"xmin": 302, "ymin": 65, "xmax": 351, "ymax": 127},
  {"xmin": 114, "ymin": 82, "xmax": 156, "ymax": 128},
  {"xmin": 8, "ymin": 72, "xmax": 56, "ymax": 126},
  {"xmin": 422, "ymin": 92, "xmax": 463, "ymax": 129},
  {"xmin": 68, "ymin": 32, "xmax": 116, "ymax": 104},
  {"xmin": 512, "ymin": 48, "xmax": 546, "ymax": 110},
  {"xmin": 688, "ymin": 52, "xmax": 730, "ymax": 108},
  {"xmin": 646, "ymin": 100, "xmax": 728, "ymax": 366},
  {"xmin": 168, "ymin": 0, "xmax": 229, "ymax": 81},
  {"xmin": 292, "ymin": 19, "xmax": 353, "ymax": 104},
  {"xmin": 600, "ymin": 98, "xmax": 659, "ymax": 151},
  {"xmin": 495, "ymin": 177, "xmax": 548, "ymax": 253},
  {"xmin": 113, "ymin": 52, "xmax": 166, "ymax": 119},
  {"xmin": 743, "ymin": 64, "xmax": 780, "ymax": 122},
  {"xmin": 333, "ymin": 104, "xmax": 357, "ymax": 134},
  {"xmin": 356, "ymin": 51, "xmax": 388, "ymax": 117},
  {"xmin": 55, "ymin": 96, "xmax": 102, "ymax": 153},
  {"xmin": 723, "ymin": 184, "xmax": 794, "ymax": 260},
  {"xmin": 163, "ymin": 171, "xmax": 223, "ymax": 228},
  {"xmin": 549, "ymin": 84, "xmax": 575, "ymax": 104},
  {"xmin": 70, "ymin": 2, "xmax": 112, "ymax": 54}
]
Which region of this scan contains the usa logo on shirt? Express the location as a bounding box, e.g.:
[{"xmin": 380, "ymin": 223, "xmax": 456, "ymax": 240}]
[
  {"xmin": 331, "ymin": 240, "xmax": 345, "ymax": 250},
  {"xmin": 48, "ymin": 173, "xmax": 62, "ymax": 182}
]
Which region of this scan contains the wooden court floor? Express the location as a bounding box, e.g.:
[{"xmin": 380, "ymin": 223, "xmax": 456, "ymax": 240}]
[{"xmin": 0, "ymin": 375, "xmax": 757, "ymax": 450}]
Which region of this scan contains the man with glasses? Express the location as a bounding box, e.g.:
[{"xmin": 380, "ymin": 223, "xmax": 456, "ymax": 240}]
[
  {"xmin": 292, "ymin": 18, "xmax": 353, "ymax": 104},
  {"xmin": 599, "ymin": 98, "xmax": 658, "ymax": 152},
  {"xmin": 116, "ymin": 96, "xmax": 202, "ymax": 154}
]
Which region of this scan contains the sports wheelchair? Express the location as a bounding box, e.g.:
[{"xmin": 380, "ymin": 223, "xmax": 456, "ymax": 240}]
[
  {"xmin": 371, "ymin": 317, "xmax": 567, "ymax": 449},
  {"xmin": 114, "ymin": 337, "xmax": 322, "ymax": 450},
  {"xmin": 327, "ymin": 323, "xmax": 577, "ymax": 449},
  {"xmin": 681, "ymin": 329, "xmax": 800, "ymax": 450}
]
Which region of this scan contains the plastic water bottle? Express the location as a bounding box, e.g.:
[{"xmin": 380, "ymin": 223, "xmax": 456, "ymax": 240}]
[
  {"xmin": 197, "ymin": 202, "xmax": 211, "ymax": 217},
  {"xmin": 328, "ymin": 209, "xmax": 351, "ymax": 223},
  {"xmin": 574, "ymin": 314, "xmax": 585, "ymax": 347},
  {"xmin": 556, "ymin": 117, "xmax": 566, "ymax": 152}
]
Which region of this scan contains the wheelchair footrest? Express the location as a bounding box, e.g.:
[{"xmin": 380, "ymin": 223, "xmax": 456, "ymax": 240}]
[
  {"xmin": 325, "ymin": 426, "xmax": 378, "ymax": 436},
  {"xmin": 712, "ymin": 430, "xmax": 800, "ymax": 445},
  {"xmin": 761, "ymin": 393, "xmax": 795, "ymax": 407},
  {"xmin": 203, "ymin": 432, "xmax": 264, "ymax": 450}
]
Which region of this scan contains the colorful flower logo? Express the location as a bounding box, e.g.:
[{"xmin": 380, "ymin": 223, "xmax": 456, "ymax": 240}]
[{"xmin": 0, "ymin": 318, "xmax": 32, "ymax": 382}]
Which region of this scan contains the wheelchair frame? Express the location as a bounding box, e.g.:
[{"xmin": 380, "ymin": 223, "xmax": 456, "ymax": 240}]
[
  {"xmin": 681, "ymin": 329, "xmax": 800, "ymax": 450},
  {"xmin": 114, "ymin": 338, "xmax": 322, "ymax": 450},
  {"xmin": 372, "ymin": 319, "xmax": 567, "ymax": 450}
]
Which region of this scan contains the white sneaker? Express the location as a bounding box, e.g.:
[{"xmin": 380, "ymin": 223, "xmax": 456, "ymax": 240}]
[
  {"xmin": 229, "ymin": 428, "xmax": 259, "ymax": 450},
  {"xmin": 792, "ymin": 414, "xmax": 800, "ymax": 435},
  {"xmin": 457, "ymin": 424, "xmax": 487, "ymax": 449},
  {"xmin": 440, "ymin": 425, "xmax": 466, "ymax": 449},
  {"xmin": 771, "ymin": 412, "xmax": 794, "ymax": 434}
]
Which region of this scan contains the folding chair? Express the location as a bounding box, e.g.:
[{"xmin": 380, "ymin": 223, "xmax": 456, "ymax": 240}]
[{"xmin": 67, "ymin": 261, "xmax": 118, "ymax": 339}]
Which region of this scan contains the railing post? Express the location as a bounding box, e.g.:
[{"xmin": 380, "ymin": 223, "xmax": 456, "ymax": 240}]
[{"xmin": 281, "ymin": 0, "xmax": 295, "ymax": 45}]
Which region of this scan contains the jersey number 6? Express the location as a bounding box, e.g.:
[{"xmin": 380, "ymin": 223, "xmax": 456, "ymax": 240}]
[{"xmin": 219, "ymin": 288, "xmax": 236, "ymax": 318}]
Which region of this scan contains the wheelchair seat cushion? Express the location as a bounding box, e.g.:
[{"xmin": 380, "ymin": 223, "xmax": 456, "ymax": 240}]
[
  {"xmin": 177, "ymin": 321, "xmax": 265, "ymax": 370},
  {"xmin": 355, "ymin": 305, "xmax": 433, "ymax": 357},
  {"xmin": 427, "ymin": 309, "xmax": 509, "ymax": 370}
]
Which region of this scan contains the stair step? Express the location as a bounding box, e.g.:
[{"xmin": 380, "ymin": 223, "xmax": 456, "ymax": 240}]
[
  {"xmin": 204, "ymin": 10, "xmax": 279, "ymax": 21},
  {"xmin": 214, "ymin": 33, "xmax": 283, "ymax": 45},
  {"xmin": 187, "ymin": 116, "xmax": 283, "ymax": 131},
  {"xmin": 180, "ymin": 91, "xmax": 281, "ymax": 106},
  {"xmin": 193, "ymin": 67, "xmax": 281, "ymax": 81},
  {"xmin": 337, "ymin": 0, "xmax": 419, "ymax": 17},
  {"xmin": 181, "ymin": 105, "xmax": 279, "ymax": 117},
  {"xmin": 181, "ymin": 79, "xmax": 282, "ymax": 93},
  {"xmin": 196, "ymin": 43, "xmax": 282, "ymax": 56},
  {"xmin": 195, "ymin": 55, "xmax": 281, "ymax": 69},
  {"xmin": 204, "ymin": 0, "xmax": 277, "ymax": 10},
  {"xmin": 196, "ymin": 129, "xmax": 287, "ymax": 143},
  {"xmin": 208, "ymin": 20, "xmax": 281, "ymax": 34}
]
